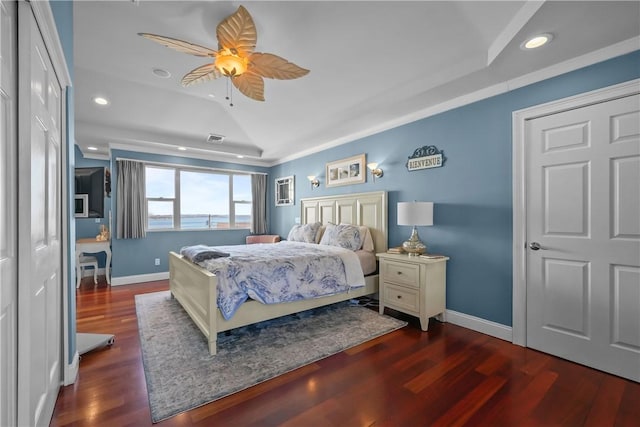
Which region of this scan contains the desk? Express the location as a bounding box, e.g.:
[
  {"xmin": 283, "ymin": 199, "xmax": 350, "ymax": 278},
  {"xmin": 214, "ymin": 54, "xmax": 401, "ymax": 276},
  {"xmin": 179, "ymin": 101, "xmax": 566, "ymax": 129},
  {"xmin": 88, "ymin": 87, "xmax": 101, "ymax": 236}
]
[{"xmin": 76, "ymin": 238, "xmax": 111, "ymax": 285}]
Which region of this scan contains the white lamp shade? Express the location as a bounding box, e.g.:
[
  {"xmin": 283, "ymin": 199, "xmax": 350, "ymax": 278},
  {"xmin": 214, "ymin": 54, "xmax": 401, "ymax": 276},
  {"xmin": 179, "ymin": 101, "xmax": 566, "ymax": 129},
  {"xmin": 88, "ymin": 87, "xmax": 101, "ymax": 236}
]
[{"xmin": 397, "ymin": 202, "xmax": 433, "ymax": 226}]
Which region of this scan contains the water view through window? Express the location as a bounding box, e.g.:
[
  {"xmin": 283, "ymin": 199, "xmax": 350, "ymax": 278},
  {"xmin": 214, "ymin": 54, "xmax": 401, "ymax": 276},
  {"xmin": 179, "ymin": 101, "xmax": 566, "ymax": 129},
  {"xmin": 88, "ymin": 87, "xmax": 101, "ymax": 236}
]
[
  {"xmin": 148, "ymin": 214, "xmax": 251, "ymax": 230},
  {"xmin": 145, "ymin": 165, "xmax": 252, "ymax": 230}
]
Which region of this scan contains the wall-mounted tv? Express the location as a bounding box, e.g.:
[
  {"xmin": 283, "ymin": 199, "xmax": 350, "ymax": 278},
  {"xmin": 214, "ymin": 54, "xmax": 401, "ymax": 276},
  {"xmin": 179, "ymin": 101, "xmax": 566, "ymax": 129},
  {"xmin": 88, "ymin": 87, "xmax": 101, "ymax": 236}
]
[{"xmin": 74, "ymin": 167, "xmax": 105, "ymax": 218}]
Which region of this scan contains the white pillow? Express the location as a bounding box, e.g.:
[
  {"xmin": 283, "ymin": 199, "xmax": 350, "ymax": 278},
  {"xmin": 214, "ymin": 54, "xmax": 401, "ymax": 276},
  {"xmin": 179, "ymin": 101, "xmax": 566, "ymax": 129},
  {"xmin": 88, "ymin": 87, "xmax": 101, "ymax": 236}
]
[
  {"xmin": 319, "ymin": 223, "xmax": 362, "ymax": 251},
  {"xmin": 287, "ymin": 222, "xmax": 321, "ymax": 243}
]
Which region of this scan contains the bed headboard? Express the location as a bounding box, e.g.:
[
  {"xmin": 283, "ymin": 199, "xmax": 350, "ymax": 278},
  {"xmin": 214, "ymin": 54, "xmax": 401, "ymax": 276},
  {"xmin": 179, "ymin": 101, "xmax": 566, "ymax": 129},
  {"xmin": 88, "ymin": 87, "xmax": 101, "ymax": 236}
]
[{"xmin": 300, "ymin": 191, "xmax": 388, "ymax": 253}]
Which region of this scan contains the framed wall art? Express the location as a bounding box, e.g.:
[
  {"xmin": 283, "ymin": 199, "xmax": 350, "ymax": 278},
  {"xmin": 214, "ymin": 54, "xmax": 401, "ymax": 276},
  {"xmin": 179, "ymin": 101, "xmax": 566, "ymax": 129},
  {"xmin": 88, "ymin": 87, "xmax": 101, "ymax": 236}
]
[
  {"xmin": 275, "ymin": 175, "xmax": 294, "ymax": 206},
  {"xmin": 325, "ymin": 154, "xmax": 366, "ymax": 187}
]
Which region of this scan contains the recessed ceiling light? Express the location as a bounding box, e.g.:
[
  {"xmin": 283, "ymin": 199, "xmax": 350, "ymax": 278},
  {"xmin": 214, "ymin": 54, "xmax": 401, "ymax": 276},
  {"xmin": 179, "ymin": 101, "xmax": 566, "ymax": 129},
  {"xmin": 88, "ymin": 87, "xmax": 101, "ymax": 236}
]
[
  {"xmin": 237, "ymin": 155, "xmax": 244, "ymax": 158},
  {"xmin": 87, "ymin": 146, "xmax": 98, "ymax": 151},
  {"xmin": 93, "ymin": 96, "xmax": 109, "ymax": 106},
  {"xmin": 177, "ymin": 146, "xmax": 187, "ymax": 151},
  {"xmin": 521, "ymin": 33, "xmax": 553, "ymax": 50},
  {"xmin": 152, "ymin": 68, "xmax": 171, "ymax": 78},
  {"xmin": 208, "ymin": 94, "xmax": 216, "ymax": 98}
]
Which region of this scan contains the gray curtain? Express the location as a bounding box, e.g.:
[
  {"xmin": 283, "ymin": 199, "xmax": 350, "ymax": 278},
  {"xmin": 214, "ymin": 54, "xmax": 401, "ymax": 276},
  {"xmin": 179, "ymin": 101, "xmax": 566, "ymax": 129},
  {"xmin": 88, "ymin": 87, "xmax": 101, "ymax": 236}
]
[
  {"xmin": 250, "ymin": 174, "xmax": 267, "ymax": 234},
  {"xmin": 116, "ymin": 160, "xmax": 147, "ymax": 239}
]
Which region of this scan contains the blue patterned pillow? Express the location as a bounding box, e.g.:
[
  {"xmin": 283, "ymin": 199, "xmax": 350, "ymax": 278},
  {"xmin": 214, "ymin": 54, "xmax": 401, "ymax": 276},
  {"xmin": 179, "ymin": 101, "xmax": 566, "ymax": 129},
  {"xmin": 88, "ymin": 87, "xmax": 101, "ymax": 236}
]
[
  {"xmin": 319, "ymin": 223, "xmax": 362, "ymax": 251},
  {"xmin": 287, "ymin": 222, "xmax": 321, "ymax": 243}
]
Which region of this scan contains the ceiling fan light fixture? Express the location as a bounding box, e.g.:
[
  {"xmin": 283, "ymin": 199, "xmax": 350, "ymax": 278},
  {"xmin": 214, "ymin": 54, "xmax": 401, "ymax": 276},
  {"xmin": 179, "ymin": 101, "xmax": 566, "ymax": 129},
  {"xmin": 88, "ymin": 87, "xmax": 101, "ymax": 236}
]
[
  {"xmin": 215, "ymin": 54, "xmax": 247, "ymax": 77},
  {"xmin": 139, "ymin": 6, "xmax": 309, "ymax": 103}
]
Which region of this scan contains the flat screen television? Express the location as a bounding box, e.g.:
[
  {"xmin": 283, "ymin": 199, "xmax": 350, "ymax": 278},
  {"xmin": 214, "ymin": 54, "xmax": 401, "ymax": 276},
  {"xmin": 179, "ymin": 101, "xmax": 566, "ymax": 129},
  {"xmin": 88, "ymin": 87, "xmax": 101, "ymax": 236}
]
[{"xmin": 74, "ymin": 167, "xmax": 104, "ymax": 218}]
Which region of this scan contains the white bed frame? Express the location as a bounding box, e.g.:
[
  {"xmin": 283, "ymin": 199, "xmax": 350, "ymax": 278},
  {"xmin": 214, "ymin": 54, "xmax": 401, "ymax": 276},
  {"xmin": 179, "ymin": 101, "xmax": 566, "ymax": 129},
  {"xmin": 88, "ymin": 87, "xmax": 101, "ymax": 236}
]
[{"xmin": 169, "ymin": 191, "xmax": 388, "ymax": 355}]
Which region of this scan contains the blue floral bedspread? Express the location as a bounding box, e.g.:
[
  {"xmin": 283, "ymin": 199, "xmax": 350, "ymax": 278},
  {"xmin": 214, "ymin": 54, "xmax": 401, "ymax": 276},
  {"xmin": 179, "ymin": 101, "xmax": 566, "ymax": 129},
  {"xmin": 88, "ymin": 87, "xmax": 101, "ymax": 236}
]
[{"xmin": 196, "ymin": 241, "xmax": 365, "ymax": 320}]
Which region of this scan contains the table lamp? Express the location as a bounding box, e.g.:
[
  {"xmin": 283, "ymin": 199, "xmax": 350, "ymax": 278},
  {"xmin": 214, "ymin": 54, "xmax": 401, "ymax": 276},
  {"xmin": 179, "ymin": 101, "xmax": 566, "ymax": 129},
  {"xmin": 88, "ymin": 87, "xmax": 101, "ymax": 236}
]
[{"xmin": 397, "ymin": 201, "xmax": 433, "ymax": 255}]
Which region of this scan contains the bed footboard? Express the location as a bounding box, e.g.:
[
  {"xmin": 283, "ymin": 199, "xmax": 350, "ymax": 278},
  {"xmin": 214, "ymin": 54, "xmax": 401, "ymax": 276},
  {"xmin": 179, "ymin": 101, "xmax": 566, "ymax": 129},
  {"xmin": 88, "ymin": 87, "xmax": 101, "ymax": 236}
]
[{"xmin": 169, "ymin": 251, "xmax": 218, "ymax": 354}]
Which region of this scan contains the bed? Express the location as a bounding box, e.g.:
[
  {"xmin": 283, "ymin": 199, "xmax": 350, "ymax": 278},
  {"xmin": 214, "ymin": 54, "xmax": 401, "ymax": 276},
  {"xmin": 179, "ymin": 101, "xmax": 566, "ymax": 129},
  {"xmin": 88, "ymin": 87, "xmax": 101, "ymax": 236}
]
[{"xmin": 168, "ymin": 191, "xmax": 388, "ymax": 355}]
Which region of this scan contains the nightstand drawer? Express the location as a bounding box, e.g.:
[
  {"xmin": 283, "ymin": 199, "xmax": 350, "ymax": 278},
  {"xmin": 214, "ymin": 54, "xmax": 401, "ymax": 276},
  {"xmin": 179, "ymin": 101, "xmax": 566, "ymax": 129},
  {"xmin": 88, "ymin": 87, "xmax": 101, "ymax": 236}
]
[
  {"xmin": 382, "ymin": 283, "xmax": 419, "ymax": 314},
  {"xmin": 382, "ymin": 260, "xmax": 420, "ymax": 288}
]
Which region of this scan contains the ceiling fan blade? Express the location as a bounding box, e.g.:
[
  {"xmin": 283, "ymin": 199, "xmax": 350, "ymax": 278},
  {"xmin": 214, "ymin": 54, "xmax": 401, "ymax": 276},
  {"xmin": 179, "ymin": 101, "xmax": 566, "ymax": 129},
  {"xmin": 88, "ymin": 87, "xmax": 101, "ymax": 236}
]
[
  {"xmin": 249, "ymin": 52, "xmax": 310, "ymax": 80},
  {"xmin": 232, "ymin": 72, "xmax": 265, "ymax": 101},
  {"xmin": 138, "ymin": 33, "xmax": 217, "ymax": 57},
  {"xmin": 216, "ymin": 5, "xmax": 256, "ymax": 57},
  {"xmin": 181, "ymin": 63, "xmax": 222, "ymax": 87}
]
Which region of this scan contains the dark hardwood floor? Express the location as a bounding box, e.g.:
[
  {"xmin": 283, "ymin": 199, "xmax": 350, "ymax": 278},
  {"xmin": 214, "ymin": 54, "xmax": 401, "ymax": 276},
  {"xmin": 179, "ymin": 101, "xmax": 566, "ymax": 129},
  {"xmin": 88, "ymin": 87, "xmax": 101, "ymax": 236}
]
[{"xmin": 51, "ymin": 278, "xmax": 640, "ymax": 426}]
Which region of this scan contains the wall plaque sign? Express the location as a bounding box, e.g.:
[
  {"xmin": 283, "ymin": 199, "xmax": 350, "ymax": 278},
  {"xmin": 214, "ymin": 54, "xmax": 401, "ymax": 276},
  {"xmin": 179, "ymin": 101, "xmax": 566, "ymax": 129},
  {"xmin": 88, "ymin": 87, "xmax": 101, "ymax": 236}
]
[{"xmin": 406, "ymin": 145, "xmax": 446, "ymax": 171}]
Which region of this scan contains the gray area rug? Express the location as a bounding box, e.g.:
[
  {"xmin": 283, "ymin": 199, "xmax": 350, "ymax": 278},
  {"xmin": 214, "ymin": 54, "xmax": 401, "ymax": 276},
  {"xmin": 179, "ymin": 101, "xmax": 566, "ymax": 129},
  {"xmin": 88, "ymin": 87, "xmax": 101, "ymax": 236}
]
[{"xmin": 135, "ymin": 291, "xmax": 407, "ymax": 423}]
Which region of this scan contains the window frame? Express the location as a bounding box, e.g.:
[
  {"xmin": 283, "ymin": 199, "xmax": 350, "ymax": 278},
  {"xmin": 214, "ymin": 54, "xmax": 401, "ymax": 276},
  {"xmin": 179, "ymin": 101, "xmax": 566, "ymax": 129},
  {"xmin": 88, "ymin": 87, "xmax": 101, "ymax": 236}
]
[{"xmin": 144, "ymin": 162, "xmax": 253, "ymax": 232}]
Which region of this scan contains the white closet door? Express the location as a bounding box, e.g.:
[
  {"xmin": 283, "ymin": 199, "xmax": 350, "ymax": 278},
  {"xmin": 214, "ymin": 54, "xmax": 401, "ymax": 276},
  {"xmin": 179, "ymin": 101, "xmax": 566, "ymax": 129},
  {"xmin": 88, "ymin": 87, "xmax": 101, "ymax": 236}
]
[
  {"xmin": 0, "ymin": 1, "xmax": 17, "ymax": 425},
  {"xmin": 17, "ymin": 3, "xmax": 63, "ymax": 425}
]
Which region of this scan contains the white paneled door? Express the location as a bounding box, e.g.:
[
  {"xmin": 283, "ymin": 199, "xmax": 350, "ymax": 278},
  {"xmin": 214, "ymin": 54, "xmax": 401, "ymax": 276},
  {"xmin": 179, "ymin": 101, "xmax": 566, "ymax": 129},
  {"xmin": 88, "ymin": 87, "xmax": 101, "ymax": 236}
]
[
  {"xmin": 525, "ymin": 91, "xmax": 640, "ymax": 381},
  {"xmin": 17, "ymin": 3, "xmax": 63, "ymax": 425},
  {"xmin": 0, "ymin": 1, "xmax": 17, "ymax": 426}
]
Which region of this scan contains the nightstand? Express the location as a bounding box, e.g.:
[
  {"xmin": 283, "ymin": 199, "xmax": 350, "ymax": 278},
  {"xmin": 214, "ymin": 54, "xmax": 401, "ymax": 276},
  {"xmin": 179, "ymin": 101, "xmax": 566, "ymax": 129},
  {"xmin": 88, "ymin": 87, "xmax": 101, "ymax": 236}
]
[{"xmin": 376, "ymin": 253, "xmax": 449, "ymax": 331}]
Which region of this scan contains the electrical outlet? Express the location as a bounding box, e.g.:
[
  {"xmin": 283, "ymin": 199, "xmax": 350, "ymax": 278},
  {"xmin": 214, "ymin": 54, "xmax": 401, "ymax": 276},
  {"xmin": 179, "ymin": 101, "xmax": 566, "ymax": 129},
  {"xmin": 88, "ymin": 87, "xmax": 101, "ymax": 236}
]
[
  {"xmin": 154, "ymin": 258, "xmax": 160, "ymax": 266},
  {"xmin": 95, "ymin": 218, "xmax": 101, "ymax": 223}
]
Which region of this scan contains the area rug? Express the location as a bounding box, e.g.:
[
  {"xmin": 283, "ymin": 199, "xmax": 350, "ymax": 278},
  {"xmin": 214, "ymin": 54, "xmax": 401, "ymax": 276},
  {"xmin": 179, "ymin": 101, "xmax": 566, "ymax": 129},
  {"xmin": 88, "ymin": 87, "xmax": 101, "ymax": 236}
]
[{"xmin": 135, "ymin": 291, "xmax": 407, "ymax": 423}]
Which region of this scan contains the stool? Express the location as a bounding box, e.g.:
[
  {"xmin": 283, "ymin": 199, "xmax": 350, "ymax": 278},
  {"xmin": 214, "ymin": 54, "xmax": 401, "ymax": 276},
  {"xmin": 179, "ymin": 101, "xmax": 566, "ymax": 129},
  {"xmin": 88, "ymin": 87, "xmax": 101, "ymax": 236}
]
[{"xmin": 77, "ymin": 254, "xmax": 98, "ymax": 288}]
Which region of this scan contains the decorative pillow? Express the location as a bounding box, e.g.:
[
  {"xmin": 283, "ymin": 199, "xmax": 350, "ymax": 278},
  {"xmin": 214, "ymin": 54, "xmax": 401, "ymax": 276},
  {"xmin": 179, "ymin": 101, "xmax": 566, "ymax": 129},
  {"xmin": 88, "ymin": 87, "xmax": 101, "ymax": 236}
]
[
  {"xmin": 287, "ymin": 222, "xmax": 321, "ymax": 243},
  {"xmin": 319, "ymin": 223, "xmax": 362, "ymax": 251},
  {"xmin": 315, "ymin": 225, "xmax": 326, "ymax": 243}
]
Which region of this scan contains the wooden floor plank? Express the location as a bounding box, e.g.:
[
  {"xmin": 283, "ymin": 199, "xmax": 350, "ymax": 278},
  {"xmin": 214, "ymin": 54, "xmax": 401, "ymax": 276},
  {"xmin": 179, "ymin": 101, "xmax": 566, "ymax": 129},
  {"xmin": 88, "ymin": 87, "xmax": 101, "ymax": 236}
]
[{"xmin": 51, "ymin": 278, "xmax": 640, "ymax": 426}]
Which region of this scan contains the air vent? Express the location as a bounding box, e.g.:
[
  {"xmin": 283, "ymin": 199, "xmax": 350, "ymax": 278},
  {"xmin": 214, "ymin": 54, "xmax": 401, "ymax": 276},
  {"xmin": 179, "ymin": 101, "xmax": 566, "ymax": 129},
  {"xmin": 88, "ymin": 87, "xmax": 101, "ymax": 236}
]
[{"xmin": 206, "ymin": 133, "xmax": 225, "ymax": 143}]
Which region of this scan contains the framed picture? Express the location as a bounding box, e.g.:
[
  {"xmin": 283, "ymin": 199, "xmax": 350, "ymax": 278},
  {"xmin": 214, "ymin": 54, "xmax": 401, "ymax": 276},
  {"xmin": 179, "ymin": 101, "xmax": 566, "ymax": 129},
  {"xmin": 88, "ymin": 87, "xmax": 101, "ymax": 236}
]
[
  {"xmin": 326, "ymin": 154, "xmax": 366, "ymax": 187},
  {"xmin": 275, "ymin": 175, "xmax": 294, "ymax": 206}
]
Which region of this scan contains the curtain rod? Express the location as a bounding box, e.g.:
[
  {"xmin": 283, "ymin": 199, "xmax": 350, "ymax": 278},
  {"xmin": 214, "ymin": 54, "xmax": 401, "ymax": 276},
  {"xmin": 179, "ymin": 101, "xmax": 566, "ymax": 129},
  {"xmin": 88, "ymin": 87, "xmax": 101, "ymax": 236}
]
[{"xmin": 114, "ymin": 157, "xmax": 268, "ymax": 175}]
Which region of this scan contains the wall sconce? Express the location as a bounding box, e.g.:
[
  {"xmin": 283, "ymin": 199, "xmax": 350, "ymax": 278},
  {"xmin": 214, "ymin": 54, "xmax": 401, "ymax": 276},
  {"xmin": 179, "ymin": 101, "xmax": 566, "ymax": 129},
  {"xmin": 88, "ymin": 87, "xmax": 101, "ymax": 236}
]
[
  {"xmin": 367, "ymin": 163, "xmax": 383, "ymax": 181},
  {"xmin": 307, "ymin": 175, "xmax": 320, "ymax": 188}
]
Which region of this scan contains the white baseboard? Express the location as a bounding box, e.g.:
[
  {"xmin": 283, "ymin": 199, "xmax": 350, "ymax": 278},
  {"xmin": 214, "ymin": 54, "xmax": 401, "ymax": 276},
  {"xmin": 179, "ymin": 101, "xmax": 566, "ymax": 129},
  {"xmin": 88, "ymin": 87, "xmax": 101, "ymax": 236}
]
[
  {"xmin": 111, "ymin": 271, "xmax": 169, "ymax": 286},
  {"xmin": 445, "ymin": 309, "xmax": 513, "ymax": 342},
  {"xmin": 63, "ymin": 351, "xmax": 79, "ymax": 386}
]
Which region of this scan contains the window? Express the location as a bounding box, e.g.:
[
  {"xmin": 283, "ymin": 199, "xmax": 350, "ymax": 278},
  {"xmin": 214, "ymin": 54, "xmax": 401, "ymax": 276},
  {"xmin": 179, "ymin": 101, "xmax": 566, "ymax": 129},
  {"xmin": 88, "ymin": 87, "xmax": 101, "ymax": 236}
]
[{"xmin": 145, "ymin": 164, "xmax": 253, "ymax": 231}]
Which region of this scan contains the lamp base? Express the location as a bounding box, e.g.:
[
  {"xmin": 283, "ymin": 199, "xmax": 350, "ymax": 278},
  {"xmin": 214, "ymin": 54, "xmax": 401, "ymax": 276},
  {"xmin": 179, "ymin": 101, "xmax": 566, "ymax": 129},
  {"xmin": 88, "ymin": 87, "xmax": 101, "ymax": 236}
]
[{"xmin": 402, "ymin": 226, "xmax": 426, "ymax": 256}]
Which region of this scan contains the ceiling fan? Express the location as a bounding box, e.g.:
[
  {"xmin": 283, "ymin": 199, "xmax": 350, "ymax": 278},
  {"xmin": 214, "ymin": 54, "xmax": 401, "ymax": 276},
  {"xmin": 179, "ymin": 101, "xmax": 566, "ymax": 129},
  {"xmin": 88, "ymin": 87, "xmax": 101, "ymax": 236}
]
[{"xmin": 139, "ymin": 5, "xmax": 309, "ymax": 103}]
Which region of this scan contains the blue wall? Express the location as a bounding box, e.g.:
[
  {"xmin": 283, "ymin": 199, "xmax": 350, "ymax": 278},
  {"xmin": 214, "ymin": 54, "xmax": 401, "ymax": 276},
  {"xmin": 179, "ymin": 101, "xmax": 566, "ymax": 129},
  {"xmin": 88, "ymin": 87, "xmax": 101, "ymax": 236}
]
[
  {"xmin": 270, "ymin": 51, "xmax": 640, "ymax": 327},
  {"xmin": 109, "ymin": 149, "xmax": 269, "ymax": 278}
]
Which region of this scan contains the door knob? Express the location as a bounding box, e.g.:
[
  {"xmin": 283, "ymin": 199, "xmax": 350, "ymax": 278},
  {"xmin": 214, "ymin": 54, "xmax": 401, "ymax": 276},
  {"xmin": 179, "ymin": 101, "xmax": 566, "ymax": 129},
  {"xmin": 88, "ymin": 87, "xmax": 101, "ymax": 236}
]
[{"xmin": 529, "ymin": 242, "xmax": 543, "ymax": 250}]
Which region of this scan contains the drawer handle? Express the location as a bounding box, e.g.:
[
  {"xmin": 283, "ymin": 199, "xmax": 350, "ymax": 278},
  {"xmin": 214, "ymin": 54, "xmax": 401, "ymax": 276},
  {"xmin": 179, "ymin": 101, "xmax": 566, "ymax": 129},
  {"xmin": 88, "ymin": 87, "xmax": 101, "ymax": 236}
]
[
  {"xmin": 397, "ymin": 295, "xmax": 402, "ymax": 299},
  {"xmin": 397, "ymin": 271, "xmax": 402, "ymax": 275}
]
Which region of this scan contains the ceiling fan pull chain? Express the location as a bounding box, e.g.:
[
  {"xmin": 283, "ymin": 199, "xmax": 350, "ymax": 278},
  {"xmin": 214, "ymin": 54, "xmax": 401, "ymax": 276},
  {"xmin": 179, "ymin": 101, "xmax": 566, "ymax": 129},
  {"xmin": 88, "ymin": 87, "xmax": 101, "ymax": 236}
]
[{"xmin": 225, "ymin": 78, "xmax": 234, "ymax": 107}]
